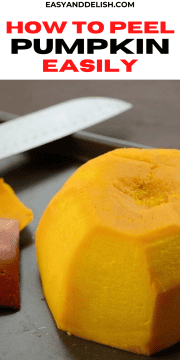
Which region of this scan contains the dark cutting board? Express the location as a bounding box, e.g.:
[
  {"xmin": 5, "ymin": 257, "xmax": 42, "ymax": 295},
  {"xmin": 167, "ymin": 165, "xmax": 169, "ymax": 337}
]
[{"xmin": 1, "ymin": 151, "xmax": 180, "ymax": 360}]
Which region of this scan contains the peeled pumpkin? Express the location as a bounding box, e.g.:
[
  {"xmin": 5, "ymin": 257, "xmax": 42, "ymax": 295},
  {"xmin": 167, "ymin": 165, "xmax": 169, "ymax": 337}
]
[
  {"xmin": 0, "ymin": 178, "xmax": 33, "ymax": 230},
  {"xmin": 36, "ymin": 148, "xmax": 180, "ymax": 355}
]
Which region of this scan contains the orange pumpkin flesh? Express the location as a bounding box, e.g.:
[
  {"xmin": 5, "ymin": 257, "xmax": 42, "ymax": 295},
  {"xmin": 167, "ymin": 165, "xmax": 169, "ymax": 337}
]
[
  {"xmin": 0, "ymin": 178, "xmax": 33, "ymax": 230},
  {"xmin": 36, "ymin": 148, "xmax": 180, "ymax": 355}
]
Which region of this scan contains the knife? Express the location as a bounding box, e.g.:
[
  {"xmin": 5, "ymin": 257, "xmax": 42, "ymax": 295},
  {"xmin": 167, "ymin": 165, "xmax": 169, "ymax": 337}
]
[{"xmin": 0, "ymin": 97, "xmax": 132, "ymax": 161}]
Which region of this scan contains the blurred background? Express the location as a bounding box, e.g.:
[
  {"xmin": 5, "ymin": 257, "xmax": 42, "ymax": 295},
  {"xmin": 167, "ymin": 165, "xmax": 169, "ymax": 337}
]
[{"xmin": 0, "ymin": 80, "xmax": 179, "ymax": 149}]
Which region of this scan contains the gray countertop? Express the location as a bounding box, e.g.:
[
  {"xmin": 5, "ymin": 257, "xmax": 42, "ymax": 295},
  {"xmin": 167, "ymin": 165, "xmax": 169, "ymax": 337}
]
[{"xmin": 0, "ymin": 80, "xmax": 179, "ymax": 149}]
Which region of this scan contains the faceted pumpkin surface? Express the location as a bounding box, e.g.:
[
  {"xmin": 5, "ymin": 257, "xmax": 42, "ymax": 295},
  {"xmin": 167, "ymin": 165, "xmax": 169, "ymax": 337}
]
[{"xmin": 35, "ymin": 148, "xmax": 180, "ymax": 355}]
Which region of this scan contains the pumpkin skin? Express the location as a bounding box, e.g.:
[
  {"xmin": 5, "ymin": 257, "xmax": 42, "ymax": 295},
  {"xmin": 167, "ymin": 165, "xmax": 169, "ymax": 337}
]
[
  {"xmin": 36, "ymin": 148, "xmax": 180, "ymax": 355},
  {"xmin": 0, "ymin": 219, "xmax": 20, "ymax": 309},
  {"xmin": 0, "ymin": 178, "xmax": 33, "ymax": 230}
]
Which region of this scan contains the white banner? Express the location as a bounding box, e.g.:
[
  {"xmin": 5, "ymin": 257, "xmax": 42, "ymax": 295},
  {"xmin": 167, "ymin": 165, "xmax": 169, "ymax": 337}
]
[{"xmin": 0, "ymin": 0, "xmax": 179, "ymax": 79}]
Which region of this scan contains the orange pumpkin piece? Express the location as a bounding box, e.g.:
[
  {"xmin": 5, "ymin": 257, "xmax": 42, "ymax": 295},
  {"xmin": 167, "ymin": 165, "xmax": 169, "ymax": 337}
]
[
  {"xmin": 36, "ymin": 148, "xmax": 180, "ymax": 355},
  {"xmin": 0, "ymin": 178, "xmax": 33, "ymax": 230}
]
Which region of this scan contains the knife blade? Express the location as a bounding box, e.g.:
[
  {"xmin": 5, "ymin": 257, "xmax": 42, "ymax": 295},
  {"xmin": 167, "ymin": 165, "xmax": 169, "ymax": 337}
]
[{"xmin": 0, "ymin": 97, "xmax": 132, "ymax": 161}]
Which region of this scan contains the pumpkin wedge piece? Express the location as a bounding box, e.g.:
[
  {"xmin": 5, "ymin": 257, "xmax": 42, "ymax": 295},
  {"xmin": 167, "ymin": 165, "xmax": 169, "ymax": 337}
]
[{"xmin": 0, "ymin": 178, "xmax": 33, "ymax": 230}]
